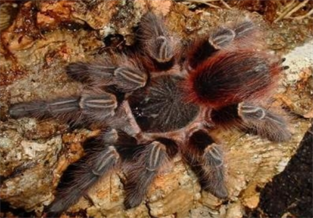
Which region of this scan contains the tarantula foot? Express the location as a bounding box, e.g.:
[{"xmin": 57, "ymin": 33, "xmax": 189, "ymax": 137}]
[
  {"xmin": 66, "ymin": 61, "xmax": 115, "ymax": 83},
  {"xmin": 9, "ymin": 101, "xmax": 48, "ymax": 118},
  {"xmin": 202, "ymin": 143, "xmax": 228, "ymax": 199},
  {"xmin": 202, "ymin": 170, "xmax": 228, "ymax": 199},
  {"xmin": 238, "ymin": 102, "xmax": 291, "ymax": 142},
  {"xmin": 124, "ymin": 141, "xmax": 168, "ymax": 209},
  {"xmin": 138, "ymin": 12, "xmax": 176, "ymax": 65},
  {"xmin": 187, "ymin": 130, "xmax": 228, "ymax": 199},
  {"xmin": 46, "ymin": 130, "xmax": 121, "ymax": 214}
]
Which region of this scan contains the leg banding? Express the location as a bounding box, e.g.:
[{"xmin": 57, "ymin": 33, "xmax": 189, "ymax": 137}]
[
  {"xmin": 9, "ymin": 97, "xmax": 82, "ymax": 120},
  {"xmin": 91, "ymin": 146, "xmax": 120, "ymax": 176},
  {"xmin": 138, "ymin": 12, "xmax": 176, "ymax": 64},
  {"xmin": 145, "ymin": 141, "xmax": 167, "ymax": 171},
  {"xmin": 209, "ymin": 27, "xmax": 236, "ymax": 49},
  {"xmin": 148, "ymin": 36, "xmax": 174, "ymax": 63},
  {"xmin": 67, "ymin": 60, "xmax": 147, "ymax": 92},
  {"xmin": 186, "ymin": 130, "xmax": 228, "ymax": 199},
  {"xmin": 48, "ymin": 97, "xmax": 81, "ymax": 115},
  {"xmin": 238, "ymin": 102, "xmax": 291, "ymax": 142},
  {"xmin": 201, "ymin": 143, "xmax": 228, "ymax": 198},
  {"xmin": 113, "ymin": 66, "xmax": 148, "ymax": 92},
  {"xmin": 9, "ymin": 92, "xmax": 117, "ymax": 124},
  {"xmin": 46, "ymin": 136, "xmax": 120, "ymax": 215},
  {"xmin": 203, "ymin": 144, "xmax": 224, "ymax": 167},
  {"xmin": 124, "ymin": 141, "xmax": 168, "ymax": 208},
  {"xmin": 239, "ymin": 103, "xmax": 267, "ymax": 120},
  {"xmin": 80, "ymin": 93, "xmax": 117, "ymax": 118},
  {"xmin": 233, "ymin": 20, "xmax": 255, "ymax": 38},
  {"xmin": 66, "ymin": 61, "xmax": 115, "ymax": 83}
]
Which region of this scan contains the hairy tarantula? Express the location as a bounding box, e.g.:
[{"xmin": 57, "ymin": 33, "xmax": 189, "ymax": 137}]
[{"xmin": 9, "ymin": 11, "xmax": 291, "ymax": 215}]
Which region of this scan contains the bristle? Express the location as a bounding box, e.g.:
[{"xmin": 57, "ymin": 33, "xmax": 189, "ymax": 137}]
[
  {"xmin": 46, "ymin": 137, "xmax": 120, "ymax": 214},
  {"xmin": 210, "ymin": 104, "xmax": 243, "ymax": 129},
  {"xmin": 113, "ymin": 66, "xmax": 148, "ymax": 92},
  {"xmin": 186, "ymin": 50, "xmax": 281, "ymax": 109},
  {"xmin": 186, "ymin": 39, "xmax": 217, "ymax": 70},
  {"xmin": 238, "ymin": 102, "xmax": 291, "ymax": 142},
  {"xmin": 137, "ymin": 12, "xmax": 177, "ymax": 65},
  {"xmin": 66, "ymin": 60, "xmax": 115, "ymax": 84},
  {"xmin": 187, "ymin": 130, "xmax": 215, "ymax": 161},
  {"xmin": 9, "ymin": 97, "xmax": 83, "ymax": 122},
  {"xmin": 201, "ymin": 143, "xmax": 227, "ymax": 198},
  {"xmin": 49, "ymin": 98, "xmax": 80, "ymax": 114},
  {"xmin": 185, "ymin": 131, "xmax": 227, "ymax": 199},
  {"xmin": 80, "ymin": 91, "xmax": 117, "ymax": 123},
  {"xmin": 201, "ymin": 165, "xmax": 228, "ymax": 199},
  {"xmin": 137, "ymin": 12, "xmax": 166, "ymax": 41},
  {"xmin": 124, "ymin": 141, "xmax": 168, "ymax": 209},
  {"xmin": 129, "ymin": 76, "xmax": 199, "ymax": 132},
  {"xmin": 209, "ymin": 27, "xmax": 235, "ymax": 49},
  {"xmin": 9, "ymin": 101, "xmax": 48, "ymax": 119},
  {"xmin": 203, "ymin": 144, "xmax": 224, "ymax": 167},
  {"xmin": 186, "ymin": 18, "xmax": 262, "ymax": 71},
  {"xmin": 233, "ymin": 20, "xmax": 255, "ymax": 39}
]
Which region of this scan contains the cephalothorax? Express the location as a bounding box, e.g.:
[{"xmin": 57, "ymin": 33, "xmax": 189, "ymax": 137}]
[{"xmin": 9, "ymin": 11, "xmax": 290, "ymax": 215}]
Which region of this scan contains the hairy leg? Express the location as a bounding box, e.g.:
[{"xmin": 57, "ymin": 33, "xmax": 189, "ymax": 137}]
[
  {"xmin": 211, "ymin": 102, "xmax": 291, "ymax": 142},
  {"xmin": 187, "ymin": 19, "xmax": 258, "ymax": 70},
  {"xmin": 238, "ymin": 102, "xmax": 291, "ymax": 142},
  {"xmin": 124, "ymin": 141, "xmax": 170, "ymax": 208},
  {"xmin": 137, "ymin": 12, "xmax": 177, "ymax": 64},
  {"xmin": 46, "ymin": 129, "xmax": 121, "ymax": 215},
  {"xmin": 9, "ymin": 89, "xmax": 117, "ymax": 125},
  {"xmin": 185, "ymin": 130, "xmax": 228, "ymax": 198},
  {"xmin": 66, "ymin": 58, "xmax": 148, "ymax": 92}
]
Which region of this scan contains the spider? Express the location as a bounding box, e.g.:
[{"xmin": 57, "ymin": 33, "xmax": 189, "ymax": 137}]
[{"xmin": 9, "ymin": 11, "xmax": 291, "ymax": 215}]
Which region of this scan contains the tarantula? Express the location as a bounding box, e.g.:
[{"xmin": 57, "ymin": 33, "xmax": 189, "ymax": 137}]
[{"xmin": 9, "ymin": 11, "xmax": 291, "ymax": 215}]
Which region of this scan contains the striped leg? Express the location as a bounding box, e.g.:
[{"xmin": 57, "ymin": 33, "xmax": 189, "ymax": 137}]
[
  {"xmin": 186, "ymin": 130, "xmax": 228, "ymax": 199},
  {"xmin": 137, "ymin": 12, "xmax": 176, "ymax": 64},
  {"xmin": 66, "ymin": 60, "xmax": 148, "ymax": 92},
  {"xmin": 187, "ymin": 19, "xmax": 257, "ymax": 69},
  {"xmin": 124, "ymin": 141, "xmax": 169, "ymax": 208},
  {"xmin": 9, "ymin": 90, "xmax": 117, "ymax": 125},
  {"xmin": 46, "ymin": 129, "xmax": 120, "ymax": 216},
  {"xmin": 200, "ymin": 143, "xmax": 227, "ymax": 198},
  {"xmin": 238, "ymin": 102, "xmax": 291, "ymax": 142}
]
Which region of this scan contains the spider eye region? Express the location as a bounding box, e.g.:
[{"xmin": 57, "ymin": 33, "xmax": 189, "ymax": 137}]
[
  {"xmin": 129, "ymin": 75, "xmax": 199, "ymax": 133},
  {"xmin": 187, "ymin": 50, "xmax": 279, "ymax": 108}
]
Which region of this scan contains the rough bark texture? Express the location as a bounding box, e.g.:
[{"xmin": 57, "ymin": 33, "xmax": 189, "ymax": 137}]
[{"xmin": 0, "ymin": 0, "xmax": 312, "ymax": 218}]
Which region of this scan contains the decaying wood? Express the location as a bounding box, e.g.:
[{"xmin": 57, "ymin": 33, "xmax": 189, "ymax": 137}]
[{"xmin": 0, "ymin": 0, "xmax": 312, "ymax": 218}]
